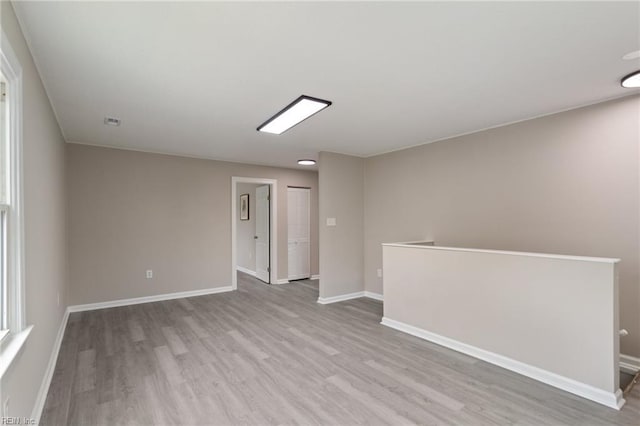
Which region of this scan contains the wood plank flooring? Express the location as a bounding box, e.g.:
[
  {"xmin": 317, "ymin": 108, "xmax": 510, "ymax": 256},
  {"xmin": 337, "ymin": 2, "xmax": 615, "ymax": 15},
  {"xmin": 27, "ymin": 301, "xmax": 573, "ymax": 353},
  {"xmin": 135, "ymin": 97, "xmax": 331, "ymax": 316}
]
[{"xmin": 41, "ymin": 272, "xmax": 640, "ymax": 425}]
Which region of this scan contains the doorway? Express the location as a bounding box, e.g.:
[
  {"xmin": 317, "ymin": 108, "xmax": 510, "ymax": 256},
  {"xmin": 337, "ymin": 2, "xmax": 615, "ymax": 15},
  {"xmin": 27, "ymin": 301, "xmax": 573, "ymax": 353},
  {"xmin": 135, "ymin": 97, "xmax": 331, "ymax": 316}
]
[
  {"xmin": 231, "ymin": 177, "xmax": 278, "ymax": 289},
  {"xmin": 287, "ymin": 187, "xmax": 311, "ymax": 281}
]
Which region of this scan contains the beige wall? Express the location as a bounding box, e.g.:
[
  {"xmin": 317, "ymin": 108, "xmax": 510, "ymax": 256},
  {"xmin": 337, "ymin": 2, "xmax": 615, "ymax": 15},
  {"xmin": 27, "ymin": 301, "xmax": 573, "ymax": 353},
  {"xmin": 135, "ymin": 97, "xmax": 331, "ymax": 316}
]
[
  {"xmin": 365, "ymin": 95, "xmax": 640, "ymax": 357},
  {"xmin": 236, "ymin": 182, "xmax": 259, "ymax": 272},
  {"xmin": 67, "ymin": 143, "xmax": 318, "ymax": 305},
  {"xmin": 0, "ymin": 2, "xmax": 68, "ymax": 418},
  {"xmin": 383, "ymin": 244, "xmax": 620, "ymax": 406},
  {"xmin": 318, "ymin": 152, "xmax": 364, "ymax": 299}
]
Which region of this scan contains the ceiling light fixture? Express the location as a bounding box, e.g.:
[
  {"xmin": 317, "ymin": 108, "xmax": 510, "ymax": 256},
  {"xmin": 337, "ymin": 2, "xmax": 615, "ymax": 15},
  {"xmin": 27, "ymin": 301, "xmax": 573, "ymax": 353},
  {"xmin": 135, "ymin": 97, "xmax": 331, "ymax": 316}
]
[
  {"xmin": 621, "ymin": 70, "xmax": 640, "ymax": 88},
  {"xmin": 257, "ymin": 95, "xmax": 332, "ymax": 135},
  {"xmin": 104, "ymin": 117, "xmax": 121, "ymax": 126},
  {"xmin": 297, "ymin": 159, "xmax": 316, "ymax": 166},
  {"xmin": 622, "ymin": 49, "xmax": 640, "ymax": 60}
]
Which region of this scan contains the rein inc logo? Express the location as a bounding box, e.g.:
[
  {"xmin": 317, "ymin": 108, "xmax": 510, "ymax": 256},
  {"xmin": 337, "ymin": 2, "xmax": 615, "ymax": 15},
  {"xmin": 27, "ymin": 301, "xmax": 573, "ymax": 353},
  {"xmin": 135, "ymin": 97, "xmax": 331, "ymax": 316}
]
[{"xmin": 1, "ymin": 418, "xmax": 36, "ymax": 425}]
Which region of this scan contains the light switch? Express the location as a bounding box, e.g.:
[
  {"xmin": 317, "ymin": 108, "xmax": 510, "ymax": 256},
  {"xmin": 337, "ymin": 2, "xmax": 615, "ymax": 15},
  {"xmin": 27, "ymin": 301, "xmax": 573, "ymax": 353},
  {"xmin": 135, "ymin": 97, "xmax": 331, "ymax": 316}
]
[{"xmin": 326, "ymin": 217, "xmax": 336, "ymax": 226}]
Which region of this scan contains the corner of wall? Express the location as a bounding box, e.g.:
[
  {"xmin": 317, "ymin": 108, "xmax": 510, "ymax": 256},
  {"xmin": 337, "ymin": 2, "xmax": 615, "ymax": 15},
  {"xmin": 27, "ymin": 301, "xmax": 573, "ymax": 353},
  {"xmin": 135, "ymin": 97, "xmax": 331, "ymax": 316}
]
[{"xmin": 318, "ymin": 152, "xmax": 365, "ymax": 299}]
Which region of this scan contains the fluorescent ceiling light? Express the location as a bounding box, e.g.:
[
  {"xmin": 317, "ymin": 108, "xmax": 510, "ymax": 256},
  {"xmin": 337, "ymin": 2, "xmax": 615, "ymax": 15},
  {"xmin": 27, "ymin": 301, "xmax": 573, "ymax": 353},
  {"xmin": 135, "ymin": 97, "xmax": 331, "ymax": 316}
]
[
  {"xmin": 621, "ymin": 70, "xmax": 640, "ymax": 88},
  {"xmin": 297, "ymin": 159, "xmax": 316, "ymax": 166},
  {"xmin": 257, "ymin": 95, "xmax": 331, "ymax": 134}
]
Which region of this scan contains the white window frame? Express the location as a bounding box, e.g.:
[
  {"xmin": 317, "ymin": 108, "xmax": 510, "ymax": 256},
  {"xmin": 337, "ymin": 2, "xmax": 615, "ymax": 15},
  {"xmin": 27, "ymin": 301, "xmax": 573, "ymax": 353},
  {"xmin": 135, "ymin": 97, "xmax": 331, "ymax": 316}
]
[
  {"xmin": 0, "ymin": 205, "xmax": 8, "ymax": 340},
  {"xmin": 0, "ymin": 29, "xmax": 30, "ymax": 380}
]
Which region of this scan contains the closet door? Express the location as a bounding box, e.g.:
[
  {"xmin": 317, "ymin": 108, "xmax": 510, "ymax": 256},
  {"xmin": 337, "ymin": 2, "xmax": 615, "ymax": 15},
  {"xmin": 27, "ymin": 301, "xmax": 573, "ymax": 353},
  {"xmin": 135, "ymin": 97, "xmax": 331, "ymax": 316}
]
[{"xmin": 287, "ymin": 187, "xmax": 310, "ymax": 281}]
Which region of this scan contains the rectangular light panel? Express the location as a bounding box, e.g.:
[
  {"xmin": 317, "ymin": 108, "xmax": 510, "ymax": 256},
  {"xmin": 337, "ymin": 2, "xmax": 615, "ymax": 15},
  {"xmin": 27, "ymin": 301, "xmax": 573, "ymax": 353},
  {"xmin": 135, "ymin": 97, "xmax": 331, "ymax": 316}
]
[{"xmin": 257, "ymin": 95, "xmax": 331, "ymax": 135}]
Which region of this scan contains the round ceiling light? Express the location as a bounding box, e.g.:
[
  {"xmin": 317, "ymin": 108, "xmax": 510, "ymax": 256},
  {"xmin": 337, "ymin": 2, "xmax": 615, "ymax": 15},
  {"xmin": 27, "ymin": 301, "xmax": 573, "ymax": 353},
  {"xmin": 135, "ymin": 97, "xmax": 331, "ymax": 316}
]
[
  {"xmin": 297, "ymin": 159, "xmax": 316, "ymax": 166},
  {"xmin": 622, "ymin": 49, "xmax": 640, "ymax": 60},
  {"xmin": 621, "ymin": 70, "xmax": 640, "ymax": 88}
]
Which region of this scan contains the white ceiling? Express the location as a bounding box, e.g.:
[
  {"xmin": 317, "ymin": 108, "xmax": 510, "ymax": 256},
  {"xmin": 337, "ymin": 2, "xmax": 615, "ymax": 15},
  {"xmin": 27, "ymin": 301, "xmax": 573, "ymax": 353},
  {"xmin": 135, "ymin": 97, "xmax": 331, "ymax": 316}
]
[{"xmin": 13, "ymin": 1, "xmax": 640, "ymax": 169}]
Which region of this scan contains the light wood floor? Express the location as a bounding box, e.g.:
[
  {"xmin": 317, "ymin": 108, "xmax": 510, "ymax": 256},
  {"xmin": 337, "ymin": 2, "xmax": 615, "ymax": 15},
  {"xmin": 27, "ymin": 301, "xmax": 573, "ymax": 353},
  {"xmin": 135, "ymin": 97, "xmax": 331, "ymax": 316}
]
[{"xmin": 41, "ymin": 272, "xmax": 640, "ymax": 425}]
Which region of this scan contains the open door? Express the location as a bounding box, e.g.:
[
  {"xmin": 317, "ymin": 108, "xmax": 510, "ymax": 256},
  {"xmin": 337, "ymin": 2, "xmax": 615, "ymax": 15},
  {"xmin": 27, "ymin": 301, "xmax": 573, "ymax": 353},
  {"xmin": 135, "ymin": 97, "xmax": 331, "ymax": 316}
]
[{"xmin": 255, "ymin": 185, "xmax": 270, "ymax": 283}]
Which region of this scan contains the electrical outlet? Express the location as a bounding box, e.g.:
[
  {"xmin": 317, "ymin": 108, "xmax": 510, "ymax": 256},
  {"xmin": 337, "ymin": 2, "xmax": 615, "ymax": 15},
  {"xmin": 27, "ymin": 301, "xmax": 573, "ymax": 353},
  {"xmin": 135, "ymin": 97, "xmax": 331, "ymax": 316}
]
[
  {"xmin": 377, "ymin": 269, "xmax": 382, "ymax": 278},
  {"xmin": 146, "ymin": 270, "xmax": 153, "ymax": 279}
]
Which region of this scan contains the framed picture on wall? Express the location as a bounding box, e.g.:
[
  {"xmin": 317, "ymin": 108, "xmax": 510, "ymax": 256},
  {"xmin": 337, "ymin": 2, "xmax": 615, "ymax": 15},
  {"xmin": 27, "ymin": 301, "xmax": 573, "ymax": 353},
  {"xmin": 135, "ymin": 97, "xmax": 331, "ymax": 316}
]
[{"xmin": 240, "ymin": 194, "xmax": 249, "ymax": 221}]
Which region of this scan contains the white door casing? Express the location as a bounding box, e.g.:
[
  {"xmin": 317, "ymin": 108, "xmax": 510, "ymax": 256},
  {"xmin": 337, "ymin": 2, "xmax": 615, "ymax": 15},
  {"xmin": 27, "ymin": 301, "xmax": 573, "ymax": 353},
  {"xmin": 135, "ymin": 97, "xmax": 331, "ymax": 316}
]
[
  {"xmin": 287, "ymin": 187, "xmax": 310, "ymax": 280},
  {"xmin": 231, "ymin": 177, "xmax": 277, "ymax": 290},
  {"xmin": 255, "ymin": 185, "xmax": 270, "ymax": 283}
]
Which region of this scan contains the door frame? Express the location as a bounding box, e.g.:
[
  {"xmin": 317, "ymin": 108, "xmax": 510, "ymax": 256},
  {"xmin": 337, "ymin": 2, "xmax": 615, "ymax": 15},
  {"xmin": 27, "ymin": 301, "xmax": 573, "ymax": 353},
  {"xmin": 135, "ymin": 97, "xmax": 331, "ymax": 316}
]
[
  {"xmin": 287, "ymin": 186, "xmax": 311, "ymax": 281},
  {"xmin": 231, "ymin": 177, "xmax": 278, "ymax": 289}
]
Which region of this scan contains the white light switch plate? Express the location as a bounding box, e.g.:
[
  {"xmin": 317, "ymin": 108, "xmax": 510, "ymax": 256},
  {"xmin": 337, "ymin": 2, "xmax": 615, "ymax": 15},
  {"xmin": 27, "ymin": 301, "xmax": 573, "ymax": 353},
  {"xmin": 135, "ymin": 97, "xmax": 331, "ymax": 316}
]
[{"xmin": 326, "ymin": 218, "xmax": 336, "ymax": 226}]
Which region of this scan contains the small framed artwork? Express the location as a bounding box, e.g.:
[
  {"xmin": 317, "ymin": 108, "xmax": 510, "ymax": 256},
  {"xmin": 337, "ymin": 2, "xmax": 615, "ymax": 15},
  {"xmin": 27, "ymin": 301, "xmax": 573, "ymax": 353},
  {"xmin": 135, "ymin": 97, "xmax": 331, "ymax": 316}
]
[{"xmin": 240, "ymin": 194, "xmax": 249, "ymax": 221}]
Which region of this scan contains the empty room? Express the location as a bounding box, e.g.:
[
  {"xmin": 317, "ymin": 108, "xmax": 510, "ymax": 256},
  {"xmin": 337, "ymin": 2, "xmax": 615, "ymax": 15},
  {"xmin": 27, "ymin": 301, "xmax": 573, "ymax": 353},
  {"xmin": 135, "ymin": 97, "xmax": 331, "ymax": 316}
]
[{"xmin": 1, "ymin": 1, "xmax": 639, "ymax": 425}]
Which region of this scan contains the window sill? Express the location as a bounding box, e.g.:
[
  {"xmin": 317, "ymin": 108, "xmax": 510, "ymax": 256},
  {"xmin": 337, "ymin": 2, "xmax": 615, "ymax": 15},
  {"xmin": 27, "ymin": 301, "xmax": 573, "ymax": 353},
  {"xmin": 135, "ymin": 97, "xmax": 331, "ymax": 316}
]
[
  {"xmin": 0, "ymin": 325, "xmax": 33, "ymax": 379},
  {"xmin": 0, "ymin": 328, "xmax": 9, "ymax": 343}
]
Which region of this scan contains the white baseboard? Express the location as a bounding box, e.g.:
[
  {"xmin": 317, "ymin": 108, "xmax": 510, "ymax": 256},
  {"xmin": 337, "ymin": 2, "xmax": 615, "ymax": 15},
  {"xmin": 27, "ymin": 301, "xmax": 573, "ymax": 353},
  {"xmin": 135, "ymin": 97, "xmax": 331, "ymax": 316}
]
[
  {"xmin": 275, "ymin": 279, "xmax": 290, "ymax": 285},
  {"xmin": 620, "ymin": 354, "xmax": 640, "ymax": 373},
  {"xmin": 317, "ymin": 291, "xmax": 383, "ymax": 304},
  {"xmin": 317, "ymin": 291, "xmax": 365, "ymax": 304},
  {"xmin": 236, "ymin": 266, "xmax": 256, "ymax": 277},
  {"xmin": 381, "ymin": 317, "xmax": 624, "ymax": 410},
  {"xmin": 364, "ymin": 291, "xmax": 384, "ymax": 301},
  {"xmin": 67, "ymin": 286, "xmax": 234, "ymax": 313},
  {"xmin": 287, "ymin": 275, "xmax": 319, "ymax": 282},
  {"xmin": 32, "ymin": 285, "xmax": 236, "ymax": 420},
  {"xmin": 31, "ymin": 309, "xmax": 69, "ymax": 423}
]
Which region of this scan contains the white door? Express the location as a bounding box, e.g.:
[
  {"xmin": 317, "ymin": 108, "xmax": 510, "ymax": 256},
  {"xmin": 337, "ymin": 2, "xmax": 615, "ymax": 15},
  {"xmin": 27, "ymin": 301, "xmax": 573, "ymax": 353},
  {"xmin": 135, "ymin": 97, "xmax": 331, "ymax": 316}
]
[
  {"xmin": 287, "ymin": 187, "xmax": 311, "ymax": 280},
  {"xmin": 255, "ymin": 185, "xmax": 270, "ymax": 283}
]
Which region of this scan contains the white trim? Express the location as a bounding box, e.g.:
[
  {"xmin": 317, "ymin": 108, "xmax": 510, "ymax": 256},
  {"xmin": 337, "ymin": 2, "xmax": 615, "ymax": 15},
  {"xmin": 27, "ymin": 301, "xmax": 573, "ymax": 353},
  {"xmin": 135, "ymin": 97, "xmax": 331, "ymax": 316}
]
[
  {"xmin": 0, "ymin": 324, "xmax": 32, "ymax": 379},
  {"xmin": 387, "ymin": 239, "xmax": 435, "ymax": 246},
  {"xmin": 381, "ymin": 317, "xmax": 625, "ymax": 410},
  {"xmin": 67, "ymin": 286, "xmax": 233, "ymax": 313},
  {"xmin": 231, "ymin": 177, "xmax": 278, "ymax": 289},
  {"xmin": 382, "ymin": 242, "xmax": 620, "ymax": 264},
  {"xmin": 317, "ymin": 291, "xmax": 365, "ymax": 304},
  {"xmin": 363, "ymin": 291, "xmax": 383, "ymax": 301},
  {"xmin": 275, "ymin": 279, "xmax": 289, "ymax": 285},
  {"xmin": 317, "ymin": 291, "xmax": 382, "ymax": 304},
  {"xmin": 31, "ymin": 309, "xmax": 68, "ymax": 423},
  {"xmin": 236, "ymin": 266, "xmax": 256, "ymax": 277},
  {"xmin": 311, "ymin": 274, "xmax": 320, "ymax": 280},
  {"xmin": 1, "ymin": 29, "xmax": 26, "ymax": 333},
  {"xmin": 620, "ymin": 354, "xmax": 640, "ymax": 373}
]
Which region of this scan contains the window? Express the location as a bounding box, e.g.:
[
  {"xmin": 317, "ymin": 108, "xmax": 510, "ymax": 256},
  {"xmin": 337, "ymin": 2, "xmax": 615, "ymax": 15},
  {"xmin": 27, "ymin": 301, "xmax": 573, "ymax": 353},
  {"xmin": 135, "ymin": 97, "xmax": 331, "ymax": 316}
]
[
  {"xmin": 0, "ymin": 31, "xmax": 29, "ymax": 380},
  {"xmin": 0, "ymin": 72, "xmax": 8, "ymax": 341}
]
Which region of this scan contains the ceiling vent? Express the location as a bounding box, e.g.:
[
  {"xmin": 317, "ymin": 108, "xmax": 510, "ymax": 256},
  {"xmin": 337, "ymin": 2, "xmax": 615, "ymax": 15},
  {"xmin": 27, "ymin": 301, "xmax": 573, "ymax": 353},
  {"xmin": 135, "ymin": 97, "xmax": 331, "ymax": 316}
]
[{"xmin": 104, "ymin": 117, "xmax": 121, "ymax": 126}]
